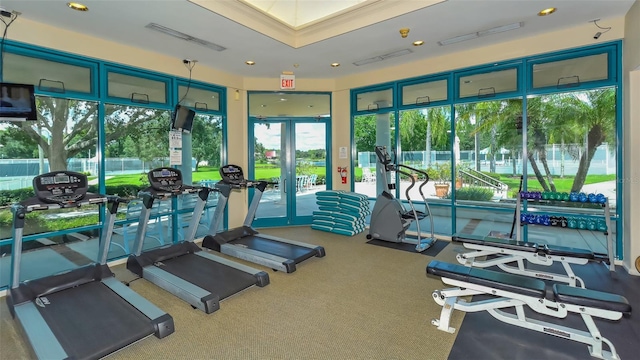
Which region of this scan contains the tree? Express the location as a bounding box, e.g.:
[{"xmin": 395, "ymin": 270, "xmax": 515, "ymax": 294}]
[
  {"xmin": 554, "ymin": 88, "xmax": 616, "ymax": 192},
  {"xmin": 191, "ymin": 114, "xmax": 222, "ymax": 170},
  {"xmin": 353, "ymin": 114, "xmax": 377, "ymax": 156},
  {"xmin": 0, "ymin": 127, "xmax": 38, "ymax": 158},
  {"xmin": 6, "ymin": 97, "xmax": 169, "ymax": 172}
]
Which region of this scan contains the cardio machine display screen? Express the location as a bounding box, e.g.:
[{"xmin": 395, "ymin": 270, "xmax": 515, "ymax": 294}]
[
  {"xmin": 148, "ymin": 167, "xmax": 183, "ymax": 191},
  {"xmin": 54, "ymin": 175, "xmax": 70, "ymax": 184},
  {"xmin": 219, "ymin": 165, "xmax": 245, "ymax": 183},
  {"xmin": 33, "ymin": 171, "xmax": 88, "ymax": 204}
]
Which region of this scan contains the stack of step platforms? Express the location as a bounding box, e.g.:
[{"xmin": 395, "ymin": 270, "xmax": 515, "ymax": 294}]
[{"xmin": 311, "ymin": 190, "xmax": 371, "ymax": 236}]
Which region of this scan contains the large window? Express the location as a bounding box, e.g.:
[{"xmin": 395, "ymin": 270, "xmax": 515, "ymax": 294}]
[
  {"xmin": 0, "ymin": 42, "xmax": 228, "ymax": 290},
  {"xmin": 0, "ymin": 97, "xmax": 100, "ymax": 238},
  {"xmin": 353, "ymin": 111, "xmax": 395, "ymax": 197},
  {"xmin": 523, "ymin": 88, "xmax": 617, "ymax": 254},
  {"xmin": 351, "ymin": 42, "xmax": 621, "ymax": 258},
  {"xmin": 0, "ymin": 96, "xmax": 100, "ymax": 287}
]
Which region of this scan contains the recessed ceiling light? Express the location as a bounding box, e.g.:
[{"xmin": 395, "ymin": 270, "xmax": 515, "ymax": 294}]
[
  {"xmin": 413, "ymin": 40, "xmax": 424, "ymax": 46},
  {"xmin": 245, "ymin": 60, "xmax": 255, "ymax": 65},
  {"xmin": 260, "ymin": 104, "xmax": 267, "ymax": 107},
  {"xmin": 538, "ymin": 7, "xmax": 556, "ymax": 16},
  {"xmin": 280, "ymin": 98, "xmax": 287, "ymax": 102},
  {"xmin": 67, "ymin": 2, "xmax": 88, "ymax": 11},
  {"xmin": 331, "ymin": 63, "xmax": 340, "ymax": 67}
]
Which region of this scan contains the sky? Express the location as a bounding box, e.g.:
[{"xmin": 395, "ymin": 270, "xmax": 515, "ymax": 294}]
[{"xmin": 254, "ymin": 122, "xmax": 326, "ymax": 151}]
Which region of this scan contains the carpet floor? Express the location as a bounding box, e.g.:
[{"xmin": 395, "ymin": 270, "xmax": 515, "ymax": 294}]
[{"xmin": 1, "ymin": 227, "xmax": 464, "ymax": 360}]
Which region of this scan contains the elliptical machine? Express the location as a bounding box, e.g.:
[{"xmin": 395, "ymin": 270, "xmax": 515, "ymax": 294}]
[{"xmin": 366, "ymin": 145, "xmax": 436, "ymax": 252}]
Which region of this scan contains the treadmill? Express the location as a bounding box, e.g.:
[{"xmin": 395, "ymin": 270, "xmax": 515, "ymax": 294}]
[
  {"xmin": 126, "ymin": 167, "xmax": 269, "ymax": 314},
  {"xmin": 202, "ymin": 164, "xmax": 326, "ymax": 273},
  {"xmin": 7, "ymin": 171, "xmax": 174, "ymax": 360}
]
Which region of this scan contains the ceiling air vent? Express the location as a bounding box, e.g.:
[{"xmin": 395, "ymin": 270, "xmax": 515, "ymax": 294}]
[
  {"xmin": 145, "ymin": 23, "xmax": 227, "ymax": 52},
  {"xmin": 353, "ymin": 48, "xmax": 413, "ymax": 66}
]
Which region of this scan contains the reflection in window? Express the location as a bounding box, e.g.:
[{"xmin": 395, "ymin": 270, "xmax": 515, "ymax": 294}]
[
  {"xmin": 401, "ymin": 79, "xmax": 448, "ymax": 106},
  {"xmin": 0, "ymin": 97, "xmax": 99, "ymax": 256},
  {"xmin": 459, "ymin": 68, "xmax": 518, "ymax": 98},
  {"xmin": 3, "ymin": 53, "xmax": 93, "ymax": 93},
  {"xmin": 178, "ymin": 86, "xmax": 221, "ymax": 111},
  {"xmin": 356, "ymin": 89, "xmax": 393, "ymax": 111},
  {"xmin": 532, "ymin": 53, "xmax": 608, "ymax": 89},
  {"xmin": 107, "ymin": 72, "xmax": 167, "ymax": 103}
]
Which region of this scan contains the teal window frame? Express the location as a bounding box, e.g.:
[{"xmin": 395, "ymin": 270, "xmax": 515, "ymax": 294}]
[
  {"xmin": 0, "ymin": 39, "xmax": 229, "ymax": 270},
  {"xmin": 526, "ymin": 44, "xmax": 617, "ymax": 95},
  {"xmin": 104, "ymin": 65, "xmax": 172, "ymax": 107},
  {"xmin": 174, "ymin": 79, "xmax": 226, "ymax": 114},
  {"xmin": 350, "ymin": 41, "xmax": 623, "ymax": 259},
  {"xmin": 454, "ymin": 61, "xmax": 523, "ymax": 102},
  {"xmin": 398, "ymin": 73, "xmax": 451, "ymax": 110},
  {"xmin": 2, "ymin": 42, "xmax": 99, "ymax": 99},
  {"xmin": 352, "ymin": 83, "xmax": 396, "ymax": 115}
]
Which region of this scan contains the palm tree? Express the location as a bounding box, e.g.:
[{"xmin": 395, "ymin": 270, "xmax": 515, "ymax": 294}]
[{"xmin": 559, "ymin": 88, "xmax": 616, "ymax": 192}]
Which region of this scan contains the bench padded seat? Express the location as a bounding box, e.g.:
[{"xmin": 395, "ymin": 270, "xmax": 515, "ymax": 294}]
[
  {"xmin": 427, "ymin": 260, "xmax": 546, "ymax": 298},
  {"xmin": 453, "ymin": 234, "xmax": 539, "ymax": 253},
  {"xmin": 544, "ymin": 244, "xmax": 594, "ymax": 259},
  {"xmin": 553, "ymin": 284, "xmax": 632, "ymax": 314}
]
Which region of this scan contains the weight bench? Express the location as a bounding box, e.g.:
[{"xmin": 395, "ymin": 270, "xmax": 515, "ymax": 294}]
[
  {"xmin": 426, "ymin": 260, "xmax": 631, "ymax": 360},
  {"xmin": 453, "ymin": 234, "xmax": 610, "ymax": 288}
]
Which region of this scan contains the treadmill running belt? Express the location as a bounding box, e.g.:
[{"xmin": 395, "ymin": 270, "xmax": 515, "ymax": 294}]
[
  {"xmin": 37, "ymin": 281, "xmax": 155, "ymax": 360},
  {"xmin": 233, "ymin": 236, "xmax": 317, "ymax": 263},
  {"xmin": 159, "ymin": 254, "xmax": 258, "ymax": 300}
]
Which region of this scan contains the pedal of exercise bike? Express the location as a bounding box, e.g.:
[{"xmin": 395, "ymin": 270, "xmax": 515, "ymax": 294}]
[{"xmin": 401, "ymin": 210, "xmax": 427, "ymax": 220}]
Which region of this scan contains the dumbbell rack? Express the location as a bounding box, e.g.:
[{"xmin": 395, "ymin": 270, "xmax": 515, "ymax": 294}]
[{"xmin": 515, "ymin": 193, "xmax": 615, "ymax": 271}]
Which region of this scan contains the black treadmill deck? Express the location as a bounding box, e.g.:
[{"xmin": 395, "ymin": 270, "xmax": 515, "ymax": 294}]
[
  {"xmin": 159, "ymin": 253, "xmax": 259, "ymax": 299},
  {"xmin": 232, "ymin": 235, "xmax": 318, "ymax": 264},
  {"xmin": 36, "ymin": 281, "xmax": 155, "ymax": 360}
]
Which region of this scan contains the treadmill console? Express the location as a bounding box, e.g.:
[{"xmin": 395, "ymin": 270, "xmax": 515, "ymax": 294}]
[
  {"xmin": 219, "ymin": 164, "xmax": 245, "ymax": 185},
  {"xmin": 148, "ymin": 167, "xmax": 183, "ymax": 193},
  {"xmin": 33, "ymin": 171, "xmax": 88, "ymax": 205}
]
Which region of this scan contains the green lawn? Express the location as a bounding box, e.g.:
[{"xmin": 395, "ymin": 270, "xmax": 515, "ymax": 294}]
[
  {"xmin": 105, "ymin": 165, "xmax": 327, "ymax": 186},
  {"xmin": 499, "ymin": 174, "xmax": 616, "ymax": 193}
]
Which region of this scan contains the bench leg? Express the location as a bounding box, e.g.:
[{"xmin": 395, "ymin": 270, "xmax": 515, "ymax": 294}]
[
  {"xmin": 488, "ymin": 308, "xmax": 619, "ymax": 360},
  {"xmin": 582, "ymin": 313, "xmax": 619, "ymax": 360},
  {"xmin": 431, "ymin": 292, "xmax": 457, "ymax": 333}
]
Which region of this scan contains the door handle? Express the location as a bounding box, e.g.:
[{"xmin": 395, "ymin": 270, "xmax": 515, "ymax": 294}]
[{"xmin": 283, "ymin": 179, "xmax": 286, "ymax": 194}]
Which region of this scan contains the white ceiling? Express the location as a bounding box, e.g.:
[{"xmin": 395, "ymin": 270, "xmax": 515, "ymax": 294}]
[
  {"xmin": 240, "ymin": 0, "xmax": 369, "ymax": 28},
  {"xmin": 0, "ymin": 0, "xmax": 635, "ymax": 80}
]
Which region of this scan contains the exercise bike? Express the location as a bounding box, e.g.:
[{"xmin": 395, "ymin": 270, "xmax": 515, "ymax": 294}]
[{"xmin": 366, "ymin": 145, "xmax": 436, "ymax": 252}]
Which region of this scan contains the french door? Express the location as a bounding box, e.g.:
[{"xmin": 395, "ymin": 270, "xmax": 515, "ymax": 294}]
[{"xmin": 249, "ymin": 117, "xmax": 330, "ymax": 227}]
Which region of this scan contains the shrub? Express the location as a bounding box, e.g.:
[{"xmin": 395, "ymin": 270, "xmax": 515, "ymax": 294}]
[
  {"xmin": 481, "ymin": 172, "xmax": 501, "ymax": 181},
  {"xmin": 445, "ymin": 186, "xmax": 494, "ymax": 201},
  {"xmin": 0, "ymin": 188, "xmax": 36, "ymax": 207}
]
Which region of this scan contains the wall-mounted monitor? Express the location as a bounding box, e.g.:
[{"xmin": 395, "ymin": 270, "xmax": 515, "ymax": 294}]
[
  {"xmin": 170, "ymin": 104, "xmax": 195, "ymax": 133},
  {"xmin": 0, "ymin": 83, "xmax": 37, "ymax": 121}
]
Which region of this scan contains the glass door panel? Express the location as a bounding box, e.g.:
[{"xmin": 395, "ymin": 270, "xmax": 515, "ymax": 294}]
[
  {"xmin": 253, "ymin": 121, "xmax": 288, "ymax": 223},
  {"xmin": 251, "ymin": 119, "xmax": 330, "ymax": 227},
  {"xmin": 294, "ymin": 122, "xmax": 327, "ymax": 219}
]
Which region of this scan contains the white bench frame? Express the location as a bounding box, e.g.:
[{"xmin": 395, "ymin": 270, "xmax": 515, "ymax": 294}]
[
  {"xmin": 431, "ymin": 275, "xmax": 623, "ymax": 360},
  {"xmin": 456, "ymin": 242, "xmax": 596, "ymax": 288}
]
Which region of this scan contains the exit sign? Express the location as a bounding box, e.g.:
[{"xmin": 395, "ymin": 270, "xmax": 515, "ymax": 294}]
[{"xmin": 280, "ymin": 74, "xmax": 295, "ymax": 90}]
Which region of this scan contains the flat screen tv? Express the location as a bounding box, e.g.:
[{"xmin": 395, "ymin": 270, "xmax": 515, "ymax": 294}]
[
  {"xmin": 0, "ymin": 83, "xmax": 37, "ymax": 121},
  {"xmin": 170, "ymin": 105, "xmax": 195, "ymax": 133}
]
